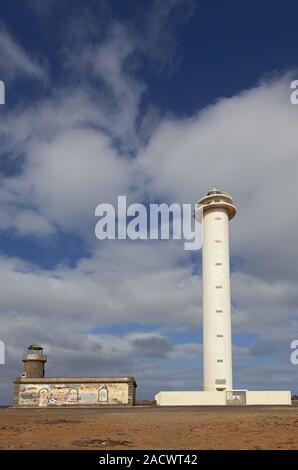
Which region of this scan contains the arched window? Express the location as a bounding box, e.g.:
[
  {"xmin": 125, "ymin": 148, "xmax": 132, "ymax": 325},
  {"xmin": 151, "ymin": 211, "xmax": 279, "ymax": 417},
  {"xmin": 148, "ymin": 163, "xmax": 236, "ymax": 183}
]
[
  {"xmin": 68, "ymin": 388, "xmax": 78, "ymax": 403},
  {"xmin": 98, "ymin": 386, "xmax": 108, "ymax": 402},
  {"xmin": 38, "ymin": 388, "xmax": 49, "ymax": 407}
]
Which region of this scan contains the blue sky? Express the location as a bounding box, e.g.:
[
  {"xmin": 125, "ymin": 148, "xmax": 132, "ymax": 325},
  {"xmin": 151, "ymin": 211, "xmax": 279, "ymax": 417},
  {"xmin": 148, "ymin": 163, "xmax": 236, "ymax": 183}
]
[{"xmin": 0, "ymin": 0, "xmax": 298, "ymax": 403}]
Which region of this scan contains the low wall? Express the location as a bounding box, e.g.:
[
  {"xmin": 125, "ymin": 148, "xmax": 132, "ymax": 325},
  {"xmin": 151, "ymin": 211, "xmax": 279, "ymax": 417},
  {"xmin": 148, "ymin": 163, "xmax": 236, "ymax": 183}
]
[
  {"xmin": 246, "ymin": 391, "xmax": 291, "ymax": 405},
  {"xmin": 14, "ymin": 377, "xmax": 136, "ymax": 407},
  {"xmin": 155, "ymin": 391, "xmax": 226, "ymax": 406},
  {"xmin": 155, "ymin": 390, "xmax": 291, "ymax": 406}
]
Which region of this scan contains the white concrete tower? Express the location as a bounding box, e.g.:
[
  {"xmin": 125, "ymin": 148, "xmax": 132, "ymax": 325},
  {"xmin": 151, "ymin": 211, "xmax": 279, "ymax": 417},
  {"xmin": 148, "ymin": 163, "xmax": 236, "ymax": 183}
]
[{"xmin": 195, "ymin": 187, "xmax": 236, "ymax": 392}]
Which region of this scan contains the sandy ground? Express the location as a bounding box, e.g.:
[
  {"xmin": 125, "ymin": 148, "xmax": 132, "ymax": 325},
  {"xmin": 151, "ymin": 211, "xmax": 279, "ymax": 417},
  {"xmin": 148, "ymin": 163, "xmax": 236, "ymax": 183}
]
[{"xmin": 0, "ymin": 406, "xmax": 298, "ymax": 450}]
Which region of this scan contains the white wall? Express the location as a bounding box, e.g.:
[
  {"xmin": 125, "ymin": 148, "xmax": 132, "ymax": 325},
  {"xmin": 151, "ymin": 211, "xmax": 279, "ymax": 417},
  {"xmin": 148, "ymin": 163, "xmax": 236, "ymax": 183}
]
[
  {"xmin": 246, "ymin": 391, "xmax": 291, "ymax": 405},
  {"xmin": 202, "ymin": 208, "xmax": 233, "ymax": 391},
  {"xmin": 155, "ymin": 390, "xmax": 291, "ymax": 406},
  {"xmin": 155, "ymin": 391, "xmax": 226, "ymax": 406}
]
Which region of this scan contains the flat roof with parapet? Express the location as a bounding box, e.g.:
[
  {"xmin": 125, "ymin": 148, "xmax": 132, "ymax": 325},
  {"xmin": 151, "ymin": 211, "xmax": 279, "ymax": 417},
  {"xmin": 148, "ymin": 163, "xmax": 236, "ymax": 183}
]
[{"xmin": 15, "ymin": 376, "xmax": 137, "ymax": 386}]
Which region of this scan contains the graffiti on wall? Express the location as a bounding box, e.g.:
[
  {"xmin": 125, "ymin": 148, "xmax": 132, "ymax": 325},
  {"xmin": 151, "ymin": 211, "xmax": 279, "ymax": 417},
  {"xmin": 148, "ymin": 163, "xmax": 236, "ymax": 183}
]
[
  {"xmin": 39, "ymin": 389, "xmax": 48, "ymax": 407},
  {"xmin": 38, "ymin": 387, "xmax": 79, "ymax": 406},
  {"xmin": 19, "ymin": 388, "xmax": 39, "ymax": 405},
  {"xmin": 80, "ymin": 392, "xmax": 97, "ymax": 404},
  {"xmin": 19, "ymin": 383, "xmax": 128, "ymax": 407}
]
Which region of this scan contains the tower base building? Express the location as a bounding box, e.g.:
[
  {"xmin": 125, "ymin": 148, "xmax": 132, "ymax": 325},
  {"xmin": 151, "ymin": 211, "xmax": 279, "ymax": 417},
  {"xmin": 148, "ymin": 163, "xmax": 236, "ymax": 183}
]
[{"xmin": 155, "ymin": 390, "xmax": 291, "ymax": 406}]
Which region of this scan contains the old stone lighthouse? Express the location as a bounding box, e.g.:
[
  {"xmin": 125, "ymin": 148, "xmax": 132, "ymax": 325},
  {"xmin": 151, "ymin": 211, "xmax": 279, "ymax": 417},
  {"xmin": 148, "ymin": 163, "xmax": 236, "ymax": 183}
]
[{"xmin": 13, "ymin": 344, "xmax": 137, "ymax": 407}]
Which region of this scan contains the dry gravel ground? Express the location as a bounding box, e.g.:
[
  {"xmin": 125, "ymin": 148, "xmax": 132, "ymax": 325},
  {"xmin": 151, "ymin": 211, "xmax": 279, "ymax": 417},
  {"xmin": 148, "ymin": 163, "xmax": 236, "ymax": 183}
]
[{"xmin": 0, "ymin": 406, "xmax": 297, "ymax": 450}]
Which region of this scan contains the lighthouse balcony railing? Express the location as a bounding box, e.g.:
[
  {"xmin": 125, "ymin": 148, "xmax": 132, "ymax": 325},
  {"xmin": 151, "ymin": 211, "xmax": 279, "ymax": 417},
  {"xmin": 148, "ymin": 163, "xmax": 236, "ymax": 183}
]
[{"xmin": 23, "ymin": 353, "xmax": 47, "ymax": 361}]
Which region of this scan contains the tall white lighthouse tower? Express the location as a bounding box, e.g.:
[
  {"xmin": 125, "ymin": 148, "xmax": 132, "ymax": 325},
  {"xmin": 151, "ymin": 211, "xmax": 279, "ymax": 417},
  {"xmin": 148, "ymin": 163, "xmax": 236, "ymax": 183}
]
[
  {"xmin": 195, "ymin": 187, "xmax": 236, "ymax": 392},
  {"xmin": 155, "ymin": 186, "xmax": 291, "ymax": 405}
]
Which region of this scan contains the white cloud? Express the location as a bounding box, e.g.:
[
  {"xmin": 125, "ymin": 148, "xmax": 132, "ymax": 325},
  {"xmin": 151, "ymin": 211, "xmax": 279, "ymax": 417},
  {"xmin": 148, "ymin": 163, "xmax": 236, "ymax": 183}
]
[
  {"xmin": 137, "ymin": 75, "xmax": 298, "ymax": 283},
  {"xmin": 0, "ymin": 238, "xmax": 295, "ymax": 360},
  {"xmin": 0, "ymin": 24, "xmax": 47, "ymax": 81},
  {"xmin": 62, "ymin": 22, "xmax": 145, "ymax": 150},
  {"xmin": 13, "ymin": 209, "xmax": 55, "ymax": 236},
  {"xmin": 167, "ymin": 342, "xmax": 201, "ymax": 359},
  {"xmin": 17, "ymin": 128, "xmax": 132, "ymax": 232},
  {"xmin": 0, "ymin": 112, "xmax": 134, "ymax": 237},
  {"xmin": 0, "ymin": 241, "xmax": 198, "ymax": 331},
  {"xmin": 137, "ymin": 0, "xmax": 196, "ymax": 70}
]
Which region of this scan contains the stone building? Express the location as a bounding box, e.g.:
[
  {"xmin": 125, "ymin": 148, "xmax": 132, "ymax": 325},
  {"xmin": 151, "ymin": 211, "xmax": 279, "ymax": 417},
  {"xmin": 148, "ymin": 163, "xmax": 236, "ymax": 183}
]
[{"xmin": 13, "ymin": 345, "xmax": 137, "ymax": 407}]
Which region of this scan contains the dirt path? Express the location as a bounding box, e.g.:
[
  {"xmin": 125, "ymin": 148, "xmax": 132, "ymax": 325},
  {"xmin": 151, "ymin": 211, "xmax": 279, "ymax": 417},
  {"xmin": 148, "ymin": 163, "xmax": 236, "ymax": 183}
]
[{"xmin": 0, "ymin": 406, "xmax": 297, "ymax": 450}]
